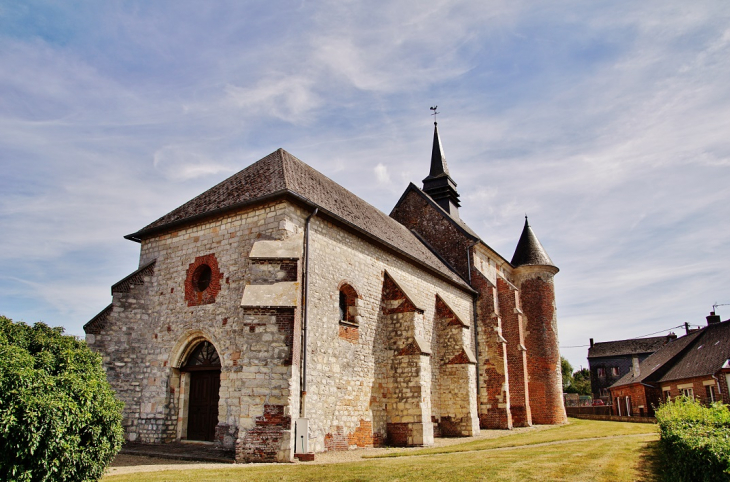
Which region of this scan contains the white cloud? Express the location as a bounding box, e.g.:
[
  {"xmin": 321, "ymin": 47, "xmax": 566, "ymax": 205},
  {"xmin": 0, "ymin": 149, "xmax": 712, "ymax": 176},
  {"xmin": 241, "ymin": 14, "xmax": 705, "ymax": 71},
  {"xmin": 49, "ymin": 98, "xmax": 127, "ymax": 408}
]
[
  {"xmin": 225, "ymin": 77, "xmax": 321, "ymax": 123},
  {"xmin": 374, "ymin": 163, "xmax": 391, "ymax": 185},
  {"xmin": 153, "ymin": 145, "xmax": 233, "ymax": 182}
]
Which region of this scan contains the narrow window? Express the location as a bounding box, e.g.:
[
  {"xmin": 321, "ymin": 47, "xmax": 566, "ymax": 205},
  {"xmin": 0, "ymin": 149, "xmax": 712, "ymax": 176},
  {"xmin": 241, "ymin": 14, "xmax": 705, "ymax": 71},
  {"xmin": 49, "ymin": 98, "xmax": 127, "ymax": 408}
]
[
  {"xmin": 706, "ymin": 385, "xmax": 715, "ymax": 403},
  {"xmin": 597, "ymin": 367, "xmax": 606, "ymax": 378},
  {"xmin": 663, "ymin": 390, "xmax": 671, "ymax": 402},
  {"xmin": 339, "ymin": 290, "xmax": 347, "ymax": 321},
  {"xmin": 610, "ymin": 367, "xmax": 620, "ymax": 377},
  {"xmin": 338, "ymin": 283, "xmax": 359, "ymax": 326}
]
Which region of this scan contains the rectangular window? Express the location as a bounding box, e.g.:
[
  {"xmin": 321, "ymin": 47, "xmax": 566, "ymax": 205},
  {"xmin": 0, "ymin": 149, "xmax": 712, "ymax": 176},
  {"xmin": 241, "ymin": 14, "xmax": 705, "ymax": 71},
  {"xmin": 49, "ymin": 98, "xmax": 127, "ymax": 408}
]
[
  {"xmin": 597, "ymin": 367, "xmax": 606, "ymax": 378},
  {"xmin": 680, "ymin": 387, "xmax": 694, "ymax": 398},
  {"xmin": 706, "ymin": 385, "xmax": 716, "ymax": 403},
  {"xmin": 610, "ymin": 367, "xmax": 620, "ymax": 377},
  {"xmin": 663, "ymin": 390, "xmax": 671, "ymax": 401}
]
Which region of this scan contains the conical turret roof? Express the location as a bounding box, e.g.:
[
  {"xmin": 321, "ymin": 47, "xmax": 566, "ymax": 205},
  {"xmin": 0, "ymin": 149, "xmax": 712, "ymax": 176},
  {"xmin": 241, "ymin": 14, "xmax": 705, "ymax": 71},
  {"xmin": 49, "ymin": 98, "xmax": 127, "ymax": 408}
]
[{"xmin": 510, "ymin": 217, "xmax": 557, "ymax": 268}]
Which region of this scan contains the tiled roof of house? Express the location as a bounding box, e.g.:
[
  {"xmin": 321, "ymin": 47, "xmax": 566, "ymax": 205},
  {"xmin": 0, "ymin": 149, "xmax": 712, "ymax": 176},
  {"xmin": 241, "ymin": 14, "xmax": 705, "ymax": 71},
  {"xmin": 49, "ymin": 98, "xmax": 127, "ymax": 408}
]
[
  {"xmin": 588, "ymin": 335, "xmax": 675, "ymax": 359},
  {"xmin": 610, "ymin": 331, "xmax": 703, "ymax": 388},
  {"xmin": 659, "ymin": 320, "xmax": 730, "ymax": 383},
  {"xmin": 126, "ymin": 149, "xmax": 471, "ymax": 290}
]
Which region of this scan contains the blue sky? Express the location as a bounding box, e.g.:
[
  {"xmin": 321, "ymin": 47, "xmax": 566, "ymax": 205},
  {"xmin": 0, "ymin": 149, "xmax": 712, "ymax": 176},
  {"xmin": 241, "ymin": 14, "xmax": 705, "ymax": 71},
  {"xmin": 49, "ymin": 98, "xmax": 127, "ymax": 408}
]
[{"xmin": 1, "ymin": 1, "xmax": 729, "ymax": 369}]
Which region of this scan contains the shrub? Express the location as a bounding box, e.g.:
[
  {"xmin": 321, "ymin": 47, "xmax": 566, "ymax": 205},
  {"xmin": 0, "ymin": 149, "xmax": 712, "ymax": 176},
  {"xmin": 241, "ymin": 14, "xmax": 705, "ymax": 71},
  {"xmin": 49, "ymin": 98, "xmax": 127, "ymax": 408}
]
[
  {"xmin": 655, "ymin": 396, "xmax": 730, "ymax": 482},
  {"xmin": 0, "ymin": 316, "xmax": 124, "ymax": 481}
]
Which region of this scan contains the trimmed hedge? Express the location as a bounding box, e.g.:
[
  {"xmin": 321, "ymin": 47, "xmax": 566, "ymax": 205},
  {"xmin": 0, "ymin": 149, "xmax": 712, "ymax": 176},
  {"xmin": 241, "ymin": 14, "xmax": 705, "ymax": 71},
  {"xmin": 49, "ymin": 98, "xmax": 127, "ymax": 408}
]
[
  {"xmin": 0, "ymin": 316, "xmax": 124, "ymax": 481},
  {"xmin": 655, "ymin": 396, "xmax": 730, "ymax": 482}
]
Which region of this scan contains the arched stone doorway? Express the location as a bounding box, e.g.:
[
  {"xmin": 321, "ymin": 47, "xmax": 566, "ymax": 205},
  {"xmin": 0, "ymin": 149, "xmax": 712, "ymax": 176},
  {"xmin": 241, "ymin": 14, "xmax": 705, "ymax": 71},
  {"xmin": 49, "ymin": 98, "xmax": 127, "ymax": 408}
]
[{"xmin": 181, "ymin": 340, "xmax": 221, "ymax": 441}]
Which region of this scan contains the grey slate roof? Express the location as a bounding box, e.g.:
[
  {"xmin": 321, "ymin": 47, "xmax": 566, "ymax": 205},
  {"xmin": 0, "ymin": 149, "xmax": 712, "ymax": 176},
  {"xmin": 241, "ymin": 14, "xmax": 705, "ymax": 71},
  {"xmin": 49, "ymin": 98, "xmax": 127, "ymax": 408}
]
[
  {"xmin": 610, "ymin": 331, "xmax": 703, "ymax": 387},
  {"xmin": 425, "ymin": 122, "xmax": 450, "ymax": 180},
  {"xmin": 126, "ymin": 149, "xmax": 471, "ymax": 290},
  {"xmin": 588, "ymin": 335, "xmax": 675, "ymax": 359},
  {"xmin": 611, "ymin": 320, "xmax": 730, "ymax": 389},
  {"xmin": 510, "ymin": 217, "xmax": 556, "ymax": 268},
  {"xmin": 659, "ymin": 320, "xmax": 730, "ymax": 383}
]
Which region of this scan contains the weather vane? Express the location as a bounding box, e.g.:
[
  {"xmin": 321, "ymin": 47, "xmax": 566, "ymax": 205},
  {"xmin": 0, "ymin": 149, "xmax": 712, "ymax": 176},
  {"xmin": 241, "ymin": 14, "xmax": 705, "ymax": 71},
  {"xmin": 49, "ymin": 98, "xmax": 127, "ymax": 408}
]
[{"xmin": 430, "ymin": 106, "xmax": 439, "ymax": 124}]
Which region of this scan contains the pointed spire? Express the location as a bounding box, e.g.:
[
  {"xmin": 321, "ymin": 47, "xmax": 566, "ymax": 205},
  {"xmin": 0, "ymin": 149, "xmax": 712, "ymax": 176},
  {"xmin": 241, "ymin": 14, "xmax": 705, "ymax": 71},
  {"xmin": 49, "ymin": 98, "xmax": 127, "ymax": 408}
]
[
  {"xmin": 510, "ymin": 216, "xmax": 557, "ymax": 268},
  {"xmin": 428, "ymin": 122, "xmax": 450, "ymax": 178},
  {"xmin": 423, "ymin": 122, "xmax": 461, "ymax": 217}
]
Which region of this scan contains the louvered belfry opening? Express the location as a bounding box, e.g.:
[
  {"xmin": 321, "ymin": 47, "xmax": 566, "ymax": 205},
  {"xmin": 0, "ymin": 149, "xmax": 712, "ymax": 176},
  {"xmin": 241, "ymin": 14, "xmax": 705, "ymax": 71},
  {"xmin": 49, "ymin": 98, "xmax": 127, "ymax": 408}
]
[{"xmin": 183, "ymin": 341, "xmax": 221, "ymax": 442}]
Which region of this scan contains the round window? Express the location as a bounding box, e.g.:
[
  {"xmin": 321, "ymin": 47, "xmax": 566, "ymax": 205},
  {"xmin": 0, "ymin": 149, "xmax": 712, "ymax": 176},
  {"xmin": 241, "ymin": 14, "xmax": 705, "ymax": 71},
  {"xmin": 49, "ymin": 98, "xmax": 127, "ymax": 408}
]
[{"xmin": 193, "ymin": 264, "xmax": 212, "ymax": 292}]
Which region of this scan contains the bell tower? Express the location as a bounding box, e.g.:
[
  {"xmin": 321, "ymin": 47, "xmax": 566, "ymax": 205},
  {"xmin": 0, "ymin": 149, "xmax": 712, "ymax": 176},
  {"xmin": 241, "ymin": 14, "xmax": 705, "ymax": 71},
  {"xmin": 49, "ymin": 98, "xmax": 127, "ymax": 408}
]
[{"xmin": 422, "ymin": 122, "xmax": 461, "ymax": 218}]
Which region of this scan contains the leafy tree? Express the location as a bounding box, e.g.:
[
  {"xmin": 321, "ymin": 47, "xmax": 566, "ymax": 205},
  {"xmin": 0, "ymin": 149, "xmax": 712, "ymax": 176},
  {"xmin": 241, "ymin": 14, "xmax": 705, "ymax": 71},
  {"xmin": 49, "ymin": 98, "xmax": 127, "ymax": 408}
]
[
  {"xmin": 561, "ymin": 358, "xmax": 592, "ymax": 395},
  {"xmin": 561, "ymin": 356, "xmax": 574, "ymax": 391},
  {"xmin": 570, "ymin": 368, "xmax": 592, "ymax": 396},
  {"xmin": 0, "ymin": 316, "xmax": 124, "ymax": 481}
]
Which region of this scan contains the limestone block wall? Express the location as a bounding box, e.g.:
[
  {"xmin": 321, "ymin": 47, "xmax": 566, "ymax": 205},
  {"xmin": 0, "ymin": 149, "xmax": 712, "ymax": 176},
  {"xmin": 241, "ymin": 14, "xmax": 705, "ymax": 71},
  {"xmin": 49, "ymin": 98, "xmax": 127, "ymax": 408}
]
[
  {"xmin": 293, "ymin": 205, "xmax": 475, "ymax": 453},
  {"xmin": 86, "ymin": 200, "xmax": 302, "ymax": 462},
  {"xmin": 434, "ymin": 295, "xmax": 479, "ymax": 436}
]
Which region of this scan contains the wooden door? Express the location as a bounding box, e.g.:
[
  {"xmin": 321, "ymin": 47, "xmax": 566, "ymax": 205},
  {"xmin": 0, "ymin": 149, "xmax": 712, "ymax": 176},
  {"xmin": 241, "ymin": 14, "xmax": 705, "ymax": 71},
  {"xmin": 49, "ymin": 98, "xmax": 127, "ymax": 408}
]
[{"xmin": 187, "ymin": 370, "xmax": 220, "ymax": 441}]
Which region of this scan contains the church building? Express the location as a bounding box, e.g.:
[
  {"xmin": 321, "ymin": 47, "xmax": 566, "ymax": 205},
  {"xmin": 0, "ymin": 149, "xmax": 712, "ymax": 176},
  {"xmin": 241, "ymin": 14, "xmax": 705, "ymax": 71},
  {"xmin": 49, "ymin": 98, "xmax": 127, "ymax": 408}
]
[{"xmin": 85, "ymin": 124, "xmax": 566, "ymax": 462}]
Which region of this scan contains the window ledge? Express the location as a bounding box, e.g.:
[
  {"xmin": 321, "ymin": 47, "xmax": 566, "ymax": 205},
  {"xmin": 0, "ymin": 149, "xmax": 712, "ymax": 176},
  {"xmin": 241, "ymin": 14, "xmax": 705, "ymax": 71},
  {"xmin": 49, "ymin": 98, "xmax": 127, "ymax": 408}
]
[{"xmin": 339, "ymin": 320, "xmax": 359, "ymax": 328}]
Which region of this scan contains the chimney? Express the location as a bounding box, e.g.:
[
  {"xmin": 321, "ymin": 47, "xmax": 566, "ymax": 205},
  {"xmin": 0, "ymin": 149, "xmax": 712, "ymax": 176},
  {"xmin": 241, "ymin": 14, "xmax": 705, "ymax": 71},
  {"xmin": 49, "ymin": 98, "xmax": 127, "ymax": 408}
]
[
  {"xmin": 685, "ymin": 322, "xmax": 691, "ymax": 335},
  {"xmin": 667, "ymin": 332, "xmax": 677, "ymax": 341},
  {"xmin": 590, "ymin": 338, "xmax": 594, "ymax": 348},
  {"xmin": 707, "ymin": 311, "xmax": 721, "ymax": 325},
  {"xmin": 632, "ymin": 356, "xmax": 640, "ymax": 378}
]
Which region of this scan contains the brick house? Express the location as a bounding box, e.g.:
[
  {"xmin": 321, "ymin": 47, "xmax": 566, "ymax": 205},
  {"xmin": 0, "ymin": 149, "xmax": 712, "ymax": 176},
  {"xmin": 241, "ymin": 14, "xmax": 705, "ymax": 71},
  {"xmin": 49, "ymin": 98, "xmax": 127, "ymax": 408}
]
[
  {"xmin": 84, "ymin": 123, "xmax": 566, "ymax": 463},
  {"xmin": 609, "ymin": 313, "xmax": 730, "ymax": 417},
  {"xmin": 587, "ymin": 335, "xmax": 676, "ymax": 400}
]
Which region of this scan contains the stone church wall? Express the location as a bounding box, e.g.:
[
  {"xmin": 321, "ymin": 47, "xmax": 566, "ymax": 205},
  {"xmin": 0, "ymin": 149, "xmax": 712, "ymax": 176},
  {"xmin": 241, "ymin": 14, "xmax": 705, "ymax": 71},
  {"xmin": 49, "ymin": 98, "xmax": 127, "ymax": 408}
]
[
  {"xmin": 87, "ymin": 200, "xmax": 302, "ymax": 461},
  {"xmin": 292, "ymin": 204, "xmax": 477, "ymax": 453}
]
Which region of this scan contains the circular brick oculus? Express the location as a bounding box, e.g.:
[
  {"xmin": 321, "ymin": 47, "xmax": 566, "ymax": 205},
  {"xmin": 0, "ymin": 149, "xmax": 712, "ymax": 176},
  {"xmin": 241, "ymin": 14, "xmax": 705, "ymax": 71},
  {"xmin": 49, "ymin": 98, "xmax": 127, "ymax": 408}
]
[{"xmin": 193, "ymin": 264, "xmax": 212, "ymax": 292}]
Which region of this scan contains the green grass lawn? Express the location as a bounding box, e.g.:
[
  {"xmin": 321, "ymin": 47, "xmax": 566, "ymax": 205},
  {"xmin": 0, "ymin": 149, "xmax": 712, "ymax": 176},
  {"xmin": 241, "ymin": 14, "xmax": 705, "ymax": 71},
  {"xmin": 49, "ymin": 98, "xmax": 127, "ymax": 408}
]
[
  {"xmin": 368, "ymin": 417, "xmax": 657, "ymax": 457},
  {"xmin": 104, "ymin": 419, "xmax": 661, "ymax": 482}
]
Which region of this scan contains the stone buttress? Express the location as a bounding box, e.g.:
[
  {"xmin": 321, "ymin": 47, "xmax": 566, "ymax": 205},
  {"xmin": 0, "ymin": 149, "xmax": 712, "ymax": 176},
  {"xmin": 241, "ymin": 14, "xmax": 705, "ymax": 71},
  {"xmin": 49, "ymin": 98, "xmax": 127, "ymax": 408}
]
[{"xmin": 379, "ymin": 272, "xmax": 434, "ymax": 446}]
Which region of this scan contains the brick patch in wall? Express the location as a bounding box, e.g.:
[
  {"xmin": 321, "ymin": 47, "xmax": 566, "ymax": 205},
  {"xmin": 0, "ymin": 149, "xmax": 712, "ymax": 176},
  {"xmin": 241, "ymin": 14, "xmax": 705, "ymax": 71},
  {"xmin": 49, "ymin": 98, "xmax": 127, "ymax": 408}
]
[
  {"xmin": 446, "ymin": 349, "xmax": 474, "ymax": 365},
  {"xmin": 237, "ymin": 404, "xmax": 290, "ymax": 463},
  {"xmin": 347, "ymin": 420, "xmax": 375, "ymax": 448},
  {"xmin": 338, "ymin": 324, "xmax": 359, "ymax": 343},
  {"xmin": 324, "ymin": 426, "xmax": 348, "ymax": 451},
  {"xmin": 438, "ymin": 416, "xmax": 465, "ymax": 437},
  {"xmin": 184, "ymin": 253, "xmax": 223, "ymax": 307},
  {"xmin": 381, "ymin": 274, "xmax": 420, "ymax": 314},
  {"xmin": 436, "ymin": 295, "xmax": 468, "ymax": 327},
  {"xmin": 386, "ymin": 422, "xmax": 412, "ymax": 447}
]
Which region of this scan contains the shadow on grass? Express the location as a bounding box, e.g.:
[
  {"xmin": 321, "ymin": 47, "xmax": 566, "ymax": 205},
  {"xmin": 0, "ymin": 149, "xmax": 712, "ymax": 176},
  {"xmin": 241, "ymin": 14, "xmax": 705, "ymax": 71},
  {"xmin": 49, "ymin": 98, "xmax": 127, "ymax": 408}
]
[{"xmin": 634, "ymin": 439, "xmax": 663, "ymax": 482}]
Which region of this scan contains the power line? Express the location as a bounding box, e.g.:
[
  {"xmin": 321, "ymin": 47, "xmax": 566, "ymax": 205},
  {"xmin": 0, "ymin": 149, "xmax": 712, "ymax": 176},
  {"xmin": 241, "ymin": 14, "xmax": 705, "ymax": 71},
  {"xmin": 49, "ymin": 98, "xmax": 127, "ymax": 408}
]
[
  {"xmin": 560, "ymin": 323, "xmax": 698, "ymax": 350},
  {"xmin": 633, "ymin": 324, "xmax": 686, "ymax": 338}
]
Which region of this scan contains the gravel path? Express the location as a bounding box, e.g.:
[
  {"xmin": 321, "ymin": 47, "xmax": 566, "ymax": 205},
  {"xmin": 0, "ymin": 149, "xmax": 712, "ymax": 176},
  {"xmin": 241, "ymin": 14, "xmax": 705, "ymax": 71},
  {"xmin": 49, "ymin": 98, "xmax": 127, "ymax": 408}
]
[{"xmin": 106, "ymin": 425, "xmax": 555, "ymax": 476}]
